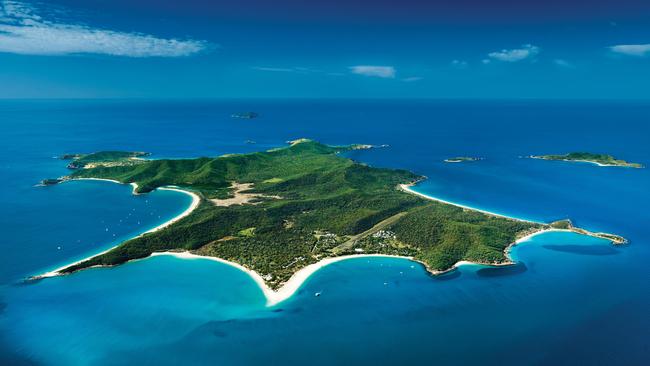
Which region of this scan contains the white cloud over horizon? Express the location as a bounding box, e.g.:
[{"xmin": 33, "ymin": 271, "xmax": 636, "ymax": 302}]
[
  {"xmin": 402, "ymin": 76, "xmax": 422, "ymax": 82},
  {"xmin": 251, "ymin": 66, "xmax": 321, "ymax": 74},
  {"xmin": 451, "ymin": 59, "xmax": 468, "ymax": 69},
  {"xmin": 553, "ymin": 59, "xmax": 574, "ymax": 68},
  {"xmin": 487, "ymin": 44, "xmax": 540, "ymax": 62},
  {"xmin": 349, "ymin": 65, "xmax": 396, "ymax": 78},
  {"xmin": 252, "ymin": 66, "xmax": 297, "ymax": 72},
  {"xmin": 609, "ymin": 44, "xmax": 650, "ymax": 57},
  {"xmin": 0, "ymin": 1, "xmax": 208, "ymax": 57}
]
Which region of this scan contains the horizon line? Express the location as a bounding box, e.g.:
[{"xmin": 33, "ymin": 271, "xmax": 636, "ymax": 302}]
[{"xmin": 2, "ymin": 97, "xmax": 650, "ymax": 102}]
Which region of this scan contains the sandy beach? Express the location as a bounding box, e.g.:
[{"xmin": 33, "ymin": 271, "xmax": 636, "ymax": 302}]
[
  {"xmin": 150, "ymin": 227, "xmax": 562, "ymax": 306},
  {"xmin": 399, "ymin": 183, "xmax": 542, "ymax": 224},
  {"xmin": 34, "ymin": 180, "xmax": 201, "ymax": 279},
  {"xmin": 149, "ymin": 226, "xmax": 574, "ymax": 307},
  {"xmin": 32, "ymin": 180, "xmax": 566, "ymax": 303},
  {"xmin": 151, "ymin": 252, "xmax": 414, "ymax": 306},
  {"xmin": 32, "ymin": 180, "xmax": 621, "ymax": 306},
  {"xmin": 529, "ymin": 156, "xmax": 642, "ymax": 168}
]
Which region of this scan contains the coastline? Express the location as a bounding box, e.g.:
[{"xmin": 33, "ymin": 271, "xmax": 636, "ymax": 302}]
[
  {"xmin": 529, "ymin": 156, "xmax": 642, "ymax": 168},
  {"xmin": 151, "ymin": 228, "xmax": 566, "ymax": 306},
  {"xmin": 398, "ymin": 183, "xmax": 542, "ymax": 224},
  {"xmin": 151, "ymin": 252, "xmax": 412, "ymax": 306},
  {"xmin": 33, "ymin": 179, "xmax": 201, "ymax": 279},
  {"xmin": 32, "ymin": 179, "xmax": 623, "ymax": 308},
  {"xmin": 73, "ymin": 178, "xmax": 139, "ymax": 194}
]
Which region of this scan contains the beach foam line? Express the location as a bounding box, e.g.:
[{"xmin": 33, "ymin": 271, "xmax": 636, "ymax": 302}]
[
  {"xmin": 34, "ymin": 179, "xmax": 552, "ymax": 302},
  {"xmin": 529, "ymin": 156, "xmax": 639, "ymax": 168},
  {"xmin": 151, "ymin": 252, "xmax": 413, "ymax": 307},
  {"xmin": 149, "ymin": 228, "xmax": 576, "ymax": 307},
  {"xmin": 151, "ymin": 229, "xmax": 563, "ymax": 306},
  {"xmin": 34, "ymin": 180, "xmax": 200, "ymax": 279},
  {"xmin": 33, "ymin": 180, "xmax": 612, "ymax": 306},
  {"xmin": 398, "ymin": 184, "xmax": 543, "ymax": 224}
]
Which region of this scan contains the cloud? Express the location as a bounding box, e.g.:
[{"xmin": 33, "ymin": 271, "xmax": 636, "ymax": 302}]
[
  {"xmin": 609, "ymin": 44, "xmax": 650, "ymax": 57},
  {"xmin": 0, "ymin": 1, "xmax": 208, "ymax": 57},
  {"xmin": 487, "ymin": 44, "xmax": 540, "ymax": 62},
  {"xmin": 451, "ymin": 59, "xmax": 468, "ymax": 69},
  {"xmin": 252, "ymin": 67, "xmax": 296, "ymax": 72},
  {"xmin": 553, "ymin": 59, "xmax": 574, "ymax": 68},
  {"xmin": 349, "ymin": 65, "xmax": 396, "ymax": 78},
  {"xmin": 252, "ymin": 66, "xmax": 319, "ymax": 74},
  {"xmin": 402, "ymin": 76, "xmax": 422, "ymax": 82}
]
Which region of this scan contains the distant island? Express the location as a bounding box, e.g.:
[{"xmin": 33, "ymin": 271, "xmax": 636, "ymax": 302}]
[
  {"xmin": 62, "ymin": 151, "xmax": 150, "ymax": 169},
  {"xmin": 39, "ymin": 178, "xmax": 64, "ymax": 186},
  {"xmin": 530, "ymin": 152, "xmax": 644, "ymax": 168},
  {"xmin": 444, "ymin": 156, "xmax": 483, "ymax": 163},
  {"xmin": 231, "ymin": 112, "xmax": 259, "ymax": 119},
  {"xmin": 36, "ymin": 140, "xmax": 625, "ymax": 300}
]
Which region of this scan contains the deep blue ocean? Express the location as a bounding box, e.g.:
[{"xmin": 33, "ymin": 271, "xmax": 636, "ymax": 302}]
[{"xmin": 0, "ymin": 100, "xmax": 648, "ymax": 365}]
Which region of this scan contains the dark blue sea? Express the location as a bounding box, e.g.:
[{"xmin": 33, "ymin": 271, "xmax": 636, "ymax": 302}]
[{"xmin": 0, "ymin": 100, "xmax": 648, "ymax": 365}]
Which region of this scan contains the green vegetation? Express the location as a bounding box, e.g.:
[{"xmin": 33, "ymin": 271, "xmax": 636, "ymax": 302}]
[
  {"xmin": 549, "ymin": 219, "xmax": 572, "ymax": 230},
  {"xmin": 57, "ymin": 139, "xmax": 550, "ymax": 288},
  {"xmin": 40, "ymin": 178, "xmax": 64, "ymax": 186},
  {"xmin": 238, "ymin": 227, "xmax": 256, "ymax": 237},
  {"xmin": 533, "ymin": 152, "xmax": 643, "ymax": 168},
  {"xmin": 444, "ymin": 157, "xmax": 482, "ymax": 163},
  {"xmin": 65, "ymin": 151, "xmax": 150, "ymax": 169}
]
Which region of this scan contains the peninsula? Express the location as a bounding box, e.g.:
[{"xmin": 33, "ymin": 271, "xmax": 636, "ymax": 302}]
[
  {"xmin": 530, "ymin": 152, "xmax": 644, "ymax": 168},
  {"xmin": 37, "ymin": 140, "xmax": 625, "ymax": 297},
  {"xmin": 63, "ymin": 151, "xmax": 150, "ymax": 169}
]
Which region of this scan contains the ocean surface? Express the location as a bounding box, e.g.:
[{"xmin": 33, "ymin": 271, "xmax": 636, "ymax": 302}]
[{"xmin": 0, "ymin": 99, "xmax": 648, "ymax": 365}]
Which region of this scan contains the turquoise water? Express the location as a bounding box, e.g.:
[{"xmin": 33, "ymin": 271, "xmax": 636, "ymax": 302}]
[{"xmin": 1, "ymin": 100, "xmax": 648, "ymax": 365}]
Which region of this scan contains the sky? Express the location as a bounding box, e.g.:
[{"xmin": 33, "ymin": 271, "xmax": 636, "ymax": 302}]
[{"xmin": 0, "ymin": 0, "xmax": 649, "ymax": 99}]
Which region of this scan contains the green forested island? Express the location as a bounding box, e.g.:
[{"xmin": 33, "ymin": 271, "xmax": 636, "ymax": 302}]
[
  {"xmin": 444, "ymin": 156, "xmax": 482, "ymax": 163},
  {"xmin": 44, "ymin": 140, "xmax": 624, "ymax": 289},
  {"xmin": 531, "ymin": 152, "xmax": 644, "ymax": 168},
  {"xmin": 62, "ymin": 151, "xmax": 150, "ymax": 169}
]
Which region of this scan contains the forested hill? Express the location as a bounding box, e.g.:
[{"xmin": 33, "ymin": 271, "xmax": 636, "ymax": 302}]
[{"xmin": 58, "ymin": 139, "xmax": 543, "ymax": 288}]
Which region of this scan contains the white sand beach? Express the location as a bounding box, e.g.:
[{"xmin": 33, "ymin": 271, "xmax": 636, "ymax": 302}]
[
  {"xmin": 33, "ymin": 180, "xmax": 620, "ymax": 307},
  {"xmin": 151, "ymin": 252, "xmax": 413, "ymax": 306},
  {"xmin": 398, "ymin": 183, "xmax": 542, "ymax": 224},
  {"xmin": 33, "ymin": 180, "xmax": 550, "ymax": 304},
  {"xmin": 529, "ymin": 156, "xmax": 642, "ymax": 168},
  {"xmin": 34, "ymin": 180, "xmax": 200, "ymax": 279}
]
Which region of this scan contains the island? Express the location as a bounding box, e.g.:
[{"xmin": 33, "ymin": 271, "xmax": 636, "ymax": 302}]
[
  {"xmin": 530, "ymin": 152, "xmax": 644, "ymax": 168},
  {"xmin": 36, "ymin": 139, "xmax": 626, "ymax": 301},
  {"xmin": 231, "ymin": 112, "xmax": 259, "ymax": 119},
  {"xmin": 63, "ymin": 151, "xmax": 150, "ymax": 169},
  {"xmin": 444, "ymin": 156, "xmax": 483, "ymax": 163},
  {"xmin": 39, "ymin": 178, "xmax": 64, "ymax": 186}
]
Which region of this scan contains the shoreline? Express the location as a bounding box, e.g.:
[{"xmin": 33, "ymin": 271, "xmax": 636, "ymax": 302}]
[
  {"xmin": 73, "ymin": 178, "xmax": 140, "ymax": 194},
  {"xmin": 150, "ymin": 252, "xmax": 412, "ymax": 306},
  {"xmin": 529, "ymin": 156, "xmax": 643, "ymax": 168},
  {"xmin": 33, "ymin": 179, "xmax": 201, "ymax": 279},
  {"xmin": 398, "ymin": 183, "xmax": 542, "ymax": 224},
  {"xmin": 149, "ymin": 228, "xmax": 564, "ymax": 306},
  {"xmin": 36, "ymin": 226, "xmax": 564, "ymax": 307},
  {"xmin": 32, "ymin": 179, "xmax": 623, "ymax": 307}
]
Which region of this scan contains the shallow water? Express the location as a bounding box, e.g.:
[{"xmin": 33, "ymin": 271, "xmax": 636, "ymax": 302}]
[{"xmin": 0, "ymin": 100, "xmax": 648, "ymax": 365}]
